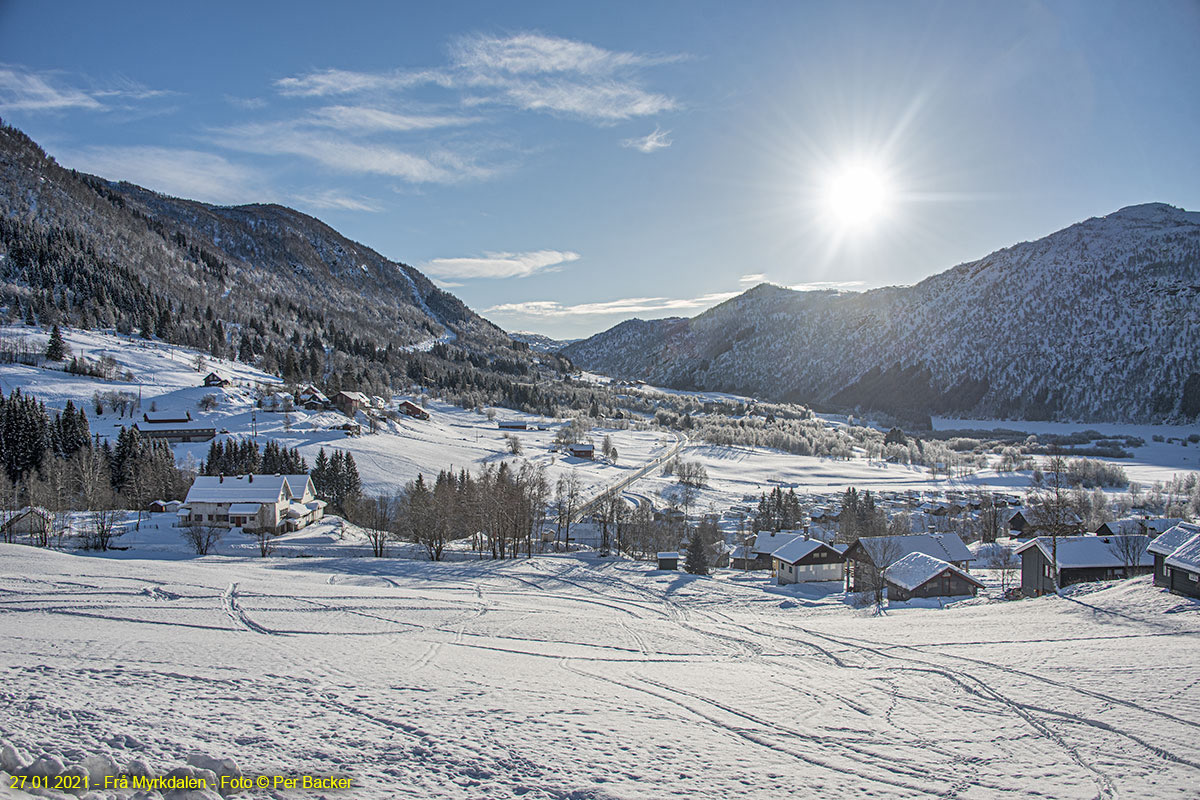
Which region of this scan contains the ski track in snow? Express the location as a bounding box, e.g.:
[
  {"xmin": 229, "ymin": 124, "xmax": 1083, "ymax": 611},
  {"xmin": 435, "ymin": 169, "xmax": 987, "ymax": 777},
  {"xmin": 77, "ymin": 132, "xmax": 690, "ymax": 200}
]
[{"xmin": 1, "ymin": 545, "xmax": 1198, "ymax": 799}]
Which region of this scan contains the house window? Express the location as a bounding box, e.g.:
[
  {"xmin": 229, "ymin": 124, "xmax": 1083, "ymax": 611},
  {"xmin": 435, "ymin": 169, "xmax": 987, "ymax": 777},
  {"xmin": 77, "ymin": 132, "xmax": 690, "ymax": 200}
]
[{"xmin": 1189, "ymin": 572, "xmax": 1199, "ymax": 583}]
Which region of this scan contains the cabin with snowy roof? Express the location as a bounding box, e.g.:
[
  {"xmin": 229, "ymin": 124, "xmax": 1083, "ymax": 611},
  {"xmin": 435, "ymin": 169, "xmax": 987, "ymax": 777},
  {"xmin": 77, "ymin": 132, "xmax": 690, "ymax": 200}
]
[
  {"xmin": 772, "ymin": 538, "xmax": 847, "ymax": 584},
  {"xmin": 1161, "ymin": 533, "xmax": 1200, "ymax": 599},
  {"xmin": 1148, "ymin": 524, "xmax": 1200, "ymax": 598},
  {"xmin": 203, "ymin": 372, "xmax": 230, "ymax": 388},
  {"xmin": 748, "ymin": 530, "xmax": 806, "ymax": 572},
  {"xmin": 1015, "ymin": 535, "xmax": 1152, "ymax": 596},
  {"xmin": 333, "ymin": 391, "xmax": 371, "ymax": 417},
  {"xmin": 884, "ymin": 552, "xmax": 985, "ymax": 601},
  {"xmin": 398, "ymin": 400, "xmax": 430, "ymax": 420},
  {"xmin": 843, "ymin": 533, "xmax": 975, "ymax": 593},
  {"xmin": 131, "ymin": 419, "xmax": 217, "ymax": 443}
]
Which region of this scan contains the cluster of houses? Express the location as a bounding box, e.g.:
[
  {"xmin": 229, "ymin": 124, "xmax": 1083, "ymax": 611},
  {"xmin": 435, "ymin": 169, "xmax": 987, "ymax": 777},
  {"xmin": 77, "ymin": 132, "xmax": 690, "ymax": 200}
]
[
  {"xmin": 728, "ymin": 528, "xmax": 986, "ymax": 601},
  {"xmin": 176, "ymin": 473, "xmax": 326, "ymax": 534},
  {"xmin": 723, "ymin": 516, "xmax": 1200, "ymax": 604}
]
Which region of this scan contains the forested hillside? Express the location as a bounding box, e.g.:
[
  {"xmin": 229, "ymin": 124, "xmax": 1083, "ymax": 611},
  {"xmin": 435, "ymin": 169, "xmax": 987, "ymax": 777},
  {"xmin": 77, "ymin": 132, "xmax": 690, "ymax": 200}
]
[{"xmin": 565, "ymin": 204, "xmax": 1200, "ymax": 424}]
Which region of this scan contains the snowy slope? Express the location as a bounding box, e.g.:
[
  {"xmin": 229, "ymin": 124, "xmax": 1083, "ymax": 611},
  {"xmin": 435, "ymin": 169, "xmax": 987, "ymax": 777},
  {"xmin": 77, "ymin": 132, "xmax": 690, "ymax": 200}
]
[{"xmin": 1, "ymin": 545, "xmax": 1197, "ymax": 799}]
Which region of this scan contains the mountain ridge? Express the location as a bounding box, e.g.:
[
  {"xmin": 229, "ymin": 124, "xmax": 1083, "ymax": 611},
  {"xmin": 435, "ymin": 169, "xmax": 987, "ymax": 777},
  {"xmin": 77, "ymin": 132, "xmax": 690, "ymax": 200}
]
[{"xmin": 564, "ymin": 202, "xmax": 1200, "ymax": 424}]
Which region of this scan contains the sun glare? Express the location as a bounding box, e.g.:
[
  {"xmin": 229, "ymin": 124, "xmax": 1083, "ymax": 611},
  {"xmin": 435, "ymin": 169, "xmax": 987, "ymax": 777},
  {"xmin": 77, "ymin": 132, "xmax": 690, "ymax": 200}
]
[{"xmin": 825, "ymin": 161, "xmax": 892, "ymax": 230}]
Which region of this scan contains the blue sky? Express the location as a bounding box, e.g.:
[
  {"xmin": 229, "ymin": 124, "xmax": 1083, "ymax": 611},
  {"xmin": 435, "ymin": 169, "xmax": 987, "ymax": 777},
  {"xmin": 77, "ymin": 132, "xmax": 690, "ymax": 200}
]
[{"xmin": 2, "ymin": 1, "xmax": 1198, "ymax": 339}]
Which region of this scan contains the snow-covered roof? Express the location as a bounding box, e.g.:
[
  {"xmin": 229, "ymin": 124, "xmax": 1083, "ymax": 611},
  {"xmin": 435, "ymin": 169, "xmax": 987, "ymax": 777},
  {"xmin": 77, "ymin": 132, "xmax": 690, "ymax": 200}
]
[
  {"xmin": 1147, "ymin": 518, "xmax": 1185, "ymax": 534},
  {"xmin": 885, "ymin": 552, "xmax": 984, "ymax": 592},
  {"xmin": 1164, "ymin": 533, "xmax": 1200, "ymax": 572},
  {"xmin": 657, "ymin": 551, "xmax": 679, "ymax": 559},
  {"xmin": 143, "ymin": 410, "xmax": 191, "ymax": 423},
  {"xmin": 1148, "ymin": 523, "xmax": 1200, "ymax": 556},
  {"xmin": 1015, "ymin": 535, "xmax": 1152, "ymax": 569},
  {"xmin": 336, "ymin": 391, "xmax": 371, "ymax": 403},
  {"xmin": 133, "ymin": 420, "xmax": 216, "ymax": 433},
  {"xmin": 728, "ymin": 545, "xmax": 754, "ymax": 560},
  {"xmin": 228, "ymin": 503, "xmax": 262, "ymax": 515},
  {"xmin": 282, "ymin": 475, "xmax": 315, "ymax": 500},
  {"xmin": 771, "ymin": 538, "xmax": 846, "ymax": 565},
  {"xmin": 285, "ymin": 503, "xmax": 310, "ymax": 518},
  {"xmin": 185, "ymin": 475, "xmax": 288, "ymax": 504},
  {"xmin": 751, "ymin": 530, "xmax": 805, "ymax": 556},
  {"xmin": 569, "ymin": 442, "xmax": 595, "ymax": 451},
  {"xmin": 854, "ymin": 533, "xmax": 975, "ymax": 564},
  {"xmin": 1096, "ymin": 518, "xmax": 1147, "ymax": 536},
  {"xmin": 305, "ymin": 499, "xmax": 327, "ymax": 511}
]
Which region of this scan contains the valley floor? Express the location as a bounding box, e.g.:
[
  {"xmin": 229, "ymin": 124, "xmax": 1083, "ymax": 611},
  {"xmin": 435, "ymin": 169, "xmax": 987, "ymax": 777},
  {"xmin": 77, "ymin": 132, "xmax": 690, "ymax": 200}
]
[{"xmin": 1, "ymin": 545, "xmax": 1198, "ymax": 799}]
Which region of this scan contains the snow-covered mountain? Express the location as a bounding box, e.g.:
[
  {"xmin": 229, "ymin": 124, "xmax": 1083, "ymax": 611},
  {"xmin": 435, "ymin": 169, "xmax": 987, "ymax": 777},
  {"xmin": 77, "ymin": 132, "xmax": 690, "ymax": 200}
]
[
  {"xmin": 564, "ymin": 204, "xmax": 1200, "ymax": 423},
  {"xmin": 509, "ymin": 331, "xmax": 579, "ymax": 353},
  {"xmin": 0, "ymin": 123, "xmax": 525, "ymax": 393}
]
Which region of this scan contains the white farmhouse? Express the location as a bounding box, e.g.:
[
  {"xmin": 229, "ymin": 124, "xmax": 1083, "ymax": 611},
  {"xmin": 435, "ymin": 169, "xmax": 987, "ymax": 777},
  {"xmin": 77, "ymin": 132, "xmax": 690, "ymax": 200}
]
[{"xmin": 179, "ymin": 474, "xmax": 325, "ymax": 533}]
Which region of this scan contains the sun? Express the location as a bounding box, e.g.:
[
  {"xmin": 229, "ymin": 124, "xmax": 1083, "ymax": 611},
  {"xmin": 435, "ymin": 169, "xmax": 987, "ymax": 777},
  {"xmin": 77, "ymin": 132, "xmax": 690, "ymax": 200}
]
[{"xmin": 824, "ymin": 161, "xmax": 892, "ymax": 230}]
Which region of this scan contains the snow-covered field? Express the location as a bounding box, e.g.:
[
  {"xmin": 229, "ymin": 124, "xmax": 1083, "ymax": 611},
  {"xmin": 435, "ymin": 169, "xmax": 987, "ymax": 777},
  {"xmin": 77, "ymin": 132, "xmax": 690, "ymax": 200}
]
[{"xmin": 1, "ymin": 544, "xmax": 1198, "ymax": 799}]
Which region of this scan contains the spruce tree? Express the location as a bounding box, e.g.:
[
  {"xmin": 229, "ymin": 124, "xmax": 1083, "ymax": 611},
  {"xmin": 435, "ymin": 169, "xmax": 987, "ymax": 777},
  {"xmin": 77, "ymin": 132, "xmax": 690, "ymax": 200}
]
[
  {"xmin": 45, "ymin": 325, "xmax": 67, "ymax": 361},
  {"xmin": 684, "ymin": 529, "xmax": 708, "ymax": 575}
]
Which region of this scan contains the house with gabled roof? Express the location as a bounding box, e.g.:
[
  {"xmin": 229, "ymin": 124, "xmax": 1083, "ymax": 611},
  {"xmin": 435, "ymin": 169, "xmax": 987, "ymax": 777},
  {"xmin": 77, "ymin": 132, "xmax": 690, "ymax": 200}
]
[
  {"xmin": 1147, "ymin": 523, "xmax": 1200, "ymax": 587},
  {"xmin": 843, "ymin": 533, "xmax": 974, "ymax": 593},
  {"xmin": 1015, "ymin": 535, "xmax": 1152, "ymax": 596},
  {"xmin": 180, "ymin": 474, "xmax": 323, "ymax": 534},
  {"xmin": 884, "ymin": 552, "xmax": 985, "ymax": 601},
  {"xmin": 772, "ymin": 538, "xmax": 846, "ymax": 584},
  {"xmin": 1162, "ymin": 533, "xmax": 1200, "ymax": 599}
]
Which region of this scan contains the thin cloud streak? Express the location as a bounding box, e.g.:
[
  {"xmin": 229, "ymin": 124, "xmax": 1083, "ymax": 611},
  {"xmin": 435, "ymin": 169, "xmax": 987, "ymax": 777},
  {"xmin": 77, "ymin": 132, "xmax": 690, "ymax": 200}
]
[
  {"xmin": 425, "ymin": 250, "xmax": 580, "ymax": 280},
  {"xmin": 308, "ymin": 105, "xmax": 481, "ymax": 132},
  {"xmin": 54, "ymin": 145, "xmax": 264, "ymax": 206},
  {"xmin": 291, "ymin": 189, "xmax": 382, "ymax": 213},
  {"xmin": 0, "ymin": 65, "xmax": 168, "ymax": 112},
  {"xmin": 210, "ymin": 122, "xmax": 493, "ymax": 183},
  {"xmin": 486, "ymin": 291, "xmax": 738, "ymax": 317},
  {"xmin": 622, "ymin": 126, "xmax": 673, "ymax": 152}
]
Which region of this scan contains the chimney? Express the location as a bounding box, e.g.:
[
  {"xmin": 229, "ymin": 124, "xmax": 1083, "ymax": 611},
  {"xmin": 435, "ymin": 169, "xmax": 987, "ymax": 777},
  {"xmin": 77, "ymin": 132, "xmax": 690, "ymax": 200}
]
[
  {"xmin": 219, "ymin": 474, "xmax": 224, "ymax": 483},
  {"xmin": 248, "ymin": 474, "xmax": 254, "ymax": 483}
]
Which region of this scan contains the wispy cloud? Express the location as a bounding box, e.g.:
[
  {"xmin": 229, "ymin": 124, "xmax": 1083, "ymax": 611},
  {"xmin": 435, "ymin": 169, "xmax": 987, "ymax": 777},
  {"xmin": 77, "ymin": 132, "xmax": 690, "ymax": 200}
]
[
  {"xmin": 622, "ymin": 126, "xmax": 673, "ymax": 153},
  {"xmin": 210, "ymin": 121, "xmax": 493, "ymax": 183},
  {"xmin": 55, "ymin": 146, "xmax": 264, "ymax": 206},
  {"xmin": 0, "ymin": 65, "xmax": 167, "ymax": 113},
  {"xmin": 425, "ymin": 250, "xmax": 580, "ymax": 280},
  {"xmin": 0, "ymin": 65, "xmax": 103, "ymax": 112},
  {"xmin": 739, "ymin": 273, "xmax": 768, "ymax": 284},
  {"xmin": 485, "ymin": 291, "xmax": 738, "ymax": 317},
  {"xmin": 273, "ymin": 32, "xmax": 681, "ymax": 124},
  {"xmin": 291, "ymin": 189, "xmax": 382, "ymax": 213},
  {"xmin": 307, "ymin": 105, "xmax": 480, "ymax": 132},
  {"xmin": 451, "ymin": 32, "xmax": 670, "ymax": 75},
  {"xmin": 274, "ymin": 68, "xmax": 448, "ymax": 97}
]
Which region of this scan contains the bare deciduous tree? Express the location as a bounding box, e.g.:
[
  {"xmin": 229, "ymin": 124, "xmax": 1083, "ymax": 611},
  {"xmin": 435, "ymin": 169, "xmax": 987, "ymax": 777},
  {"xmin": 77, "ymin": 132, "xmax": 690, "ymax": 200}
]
[{"xmin": 182, "ymin": 520, "xmax": 223, "ymax": 555}]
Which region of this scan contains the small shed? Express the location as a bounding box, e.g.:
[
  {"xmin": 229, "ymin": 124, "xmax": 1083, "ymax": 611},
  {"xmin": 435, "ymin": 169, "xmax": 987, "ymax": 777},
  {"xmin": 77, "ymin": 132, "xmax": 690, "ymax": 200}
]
[
  {"xmin": 884, "ymin": 552, "xmax": 985, "ymax": 601},
  {"xmin": 657, "ymin": 551, "xmax": 680, "ymax": 571},
  {"xmin": 498, "ymin": 420, "xmax": 528, "ymax": 430},
  {"xmin": 148, "ymin": 499, "xmax": 183, "ymax": 513}
]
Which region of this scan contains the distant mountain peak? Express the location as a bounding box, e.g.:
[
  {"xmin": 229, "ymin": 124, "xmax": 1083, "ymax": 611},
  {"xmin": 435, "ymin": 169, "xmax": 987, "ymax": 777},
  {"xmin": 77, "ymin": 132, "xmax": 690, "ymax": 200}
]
[{"xmin": 564, "ymin": 203, "xmax": 1200, "ymax": 424}]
